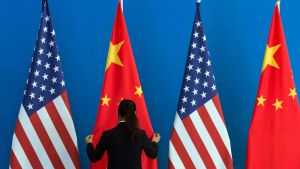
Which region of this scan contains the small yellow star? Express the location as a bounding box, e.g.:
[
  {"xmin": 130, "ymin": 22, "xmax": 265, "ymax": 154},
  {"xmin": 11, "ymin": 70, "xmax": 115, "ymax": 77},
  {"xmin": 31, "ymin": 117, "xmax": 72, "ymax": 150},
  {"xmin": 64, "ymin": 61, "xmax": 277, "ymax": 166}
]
[
  {"xmin": 106, "ymin": 41, "xmax": 124, "ymax": 71},
  {"xmin": 134, "ymin": 86, "xmax": 143, "ymax": 97},
  {"xmin": 272, "ymin": 98, "xmax": 283, "ymax": 111},
  {"xmin": 288, "ymin": 88, "xmax": 297, "ymax": 100},
  {"xmin": 101, "ymin": 94, "xmax": 111, "ymax": 106},
  {"xmin": 257, "ymin": 94, "xmax": 266, "ymax": 106},
  {"xmin": 262, "ymin": 44, "xmax": 281, "ymax": 72}
]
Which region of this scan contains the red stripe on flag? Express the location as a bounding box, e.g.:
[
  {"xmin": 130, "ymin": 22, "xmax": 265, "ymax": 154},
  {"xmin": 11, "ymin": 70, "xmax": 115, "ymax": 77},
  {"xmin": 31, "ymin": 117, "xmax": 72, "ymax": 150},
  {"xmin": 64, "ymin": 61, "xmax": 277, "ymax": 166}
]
[
  {"xmin": 10, "ymin": 151, "xmax": 22, "ymax": 169},
  {"xmin": 168, "ymin": 159, "xmax": 175, "ymax": 169},
  {"xmin": 170, "ymin": 130, "xmax": 195, "ymax": 169},
  {"xmin": 61, "ymin": 91, "xmax": 72, "ymax": 115},
  {"xmin": 182, "ymin": 116, "xmax": 216, "ymax": 169},
  {"xmin": 198, "ymin": 106, "xmax": 233, "ymax": 169},
  {"xmin": 212, "ymin": 95, "xmax": 225, "ymax": 123},
  {"xmin": 14, "ymin": 120, "xmax": 43, "ymax": 168},
  {"xmin": 45, "ymin": 101, "xmax": 80, "ymax": 168},
  {"xmin": 30, "ymin": 113, "xmax": 65, "ymax": 169}
]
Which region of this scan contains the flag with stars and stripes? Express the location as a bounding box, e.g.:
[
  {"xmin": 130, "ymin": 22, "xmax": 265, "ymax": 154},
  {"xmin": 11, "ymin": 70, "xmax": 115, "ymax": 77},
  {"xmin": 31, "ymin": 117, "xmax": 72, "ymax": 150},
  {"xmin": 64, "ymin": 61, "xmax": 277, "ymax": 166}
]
[
  {"xmin": 168, "ymin": 2, "xmax": 233, "ymax": 169},
  {"xmin": 9, "ymin": 0, "xmax": 80, "ymax": 168}
]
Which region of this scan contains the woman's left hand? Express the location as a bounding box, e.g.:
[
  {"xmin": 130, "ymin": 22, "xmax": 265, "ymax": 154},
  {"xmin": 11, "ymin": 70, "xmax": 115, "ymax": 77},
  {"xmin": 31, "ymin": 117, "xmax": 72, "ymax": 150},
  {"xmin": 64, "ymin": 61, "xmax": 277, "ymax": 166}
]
[{"xmin": 85, "ymin": 135, "xmax": 93, "ymax": 144}]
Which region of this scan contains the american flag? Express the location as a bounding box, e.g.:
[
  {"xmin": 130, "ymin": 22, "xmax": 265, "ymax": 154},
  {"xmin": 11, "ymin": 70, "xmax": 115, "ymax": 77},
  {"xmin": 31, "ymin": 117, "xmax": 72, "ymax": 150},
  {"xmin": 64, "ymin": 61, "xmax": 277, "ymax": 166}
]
[
  {"xmin": 9, "ymin": 1, "xmax": 80, "ymax": 168},
  {"xmin": 168, "ymin": 2, "xmax": 233, "ymax": 169}
]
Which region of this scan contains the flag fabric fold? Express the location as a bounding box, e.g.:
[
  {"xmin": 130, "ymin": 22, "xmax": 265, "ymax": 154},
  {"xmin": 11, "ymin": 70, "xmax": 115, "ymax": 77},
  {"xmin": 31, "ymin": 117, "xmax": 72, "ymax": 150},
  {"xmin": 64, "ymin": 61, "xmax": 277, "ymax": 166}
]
[
  {"xmin": 9, "ymin": 0, "xmax": 80, "ymax": 168},
  {"xmin": 91, "ymin": 2, "xmax": 158, "ymax": 169},
  {"xmin": 246, "ymin": 2, "xmax": 300, "ymax": 169},
  {"xmin": 168, "ymin": 2, "xmax": 233, "ymax": 169}
]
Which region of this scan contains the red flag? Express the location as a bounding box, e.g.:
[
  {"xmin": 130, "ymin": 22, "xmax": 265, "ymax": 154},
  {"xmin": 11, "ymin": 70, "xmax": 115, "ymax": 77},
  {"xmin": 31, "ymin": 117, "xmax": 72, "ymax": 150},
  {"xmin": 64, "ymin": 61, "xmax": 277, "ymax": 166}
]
[
  {"xmin": 91, "ymin": 2, "xmax": 158, "ymax": 169},
  {"xmin": 246, "ymin": 2, "xmax": 300, "ymax": 168}
]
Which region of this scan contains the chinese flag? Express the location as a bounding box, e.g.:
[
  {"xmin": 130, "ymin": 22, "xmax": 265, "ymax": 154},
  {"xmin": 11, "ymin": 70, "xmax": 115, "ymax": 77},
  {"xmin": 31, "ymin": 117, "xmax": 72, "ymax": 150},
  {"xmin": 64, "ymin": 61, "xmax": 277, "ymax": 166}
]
[
  {"xmin": 90, "ymin": 2, "xmax": 158, "ymax": 169},
  {"xmin": 246, "ymin": 2, "xmax": 300, "ymax": 169}
]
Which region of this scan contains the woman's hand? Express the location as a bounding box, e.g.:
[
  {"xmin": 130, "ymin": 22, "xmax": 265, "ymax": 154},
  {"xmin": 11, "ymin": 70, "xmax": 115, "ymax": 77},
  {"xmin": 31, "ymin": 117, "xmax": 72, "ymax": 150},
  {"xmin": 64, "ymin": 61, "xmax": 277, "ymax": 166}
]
[
  {"xmin": 152, "ymin": 133, "xmax": 161, "ymax": 143},
  {"xmin": 85, "ymin": 135, "xmax": 93, "ymax": 144}
]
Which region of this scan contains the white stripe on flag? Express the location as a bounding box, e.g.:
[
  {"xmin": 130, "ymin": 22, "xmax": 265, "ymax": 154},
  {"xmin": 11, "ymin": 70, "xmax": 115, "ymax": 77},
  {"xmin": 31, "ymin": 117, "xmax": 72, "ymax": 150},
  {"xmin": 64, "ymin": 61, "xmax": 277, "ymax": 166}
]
[
  {"xmin": 169, "ymin": 141, "xmax": 186, "ymax": 169},
  {"xmin": 174, "ymin": 113, "xmax": 206, "ymax": 168},
  {"xmin": 11, "ymin": 133, "xmax": 33, "ymax": 169},
  {"xmin": 53, "ymin": 96, "xmax": 78, "ymax": 148},
  {"xmin": 190, "ymin": 109, "xmax": 226, "ymax": 169},
  {"xmin": 9, "ymin": 165, "xmax": 12, "ymax": 169},
  {"xmin": 18, "ymin": 105, "xmax": 54, "ymax": 169},
  {"xmin": 37, "ymin": 107, "xmax": 76, "ymax": 169},
  {"xmin": 204, "ymin": 100, "xmax": 232, "ymax": 157}
]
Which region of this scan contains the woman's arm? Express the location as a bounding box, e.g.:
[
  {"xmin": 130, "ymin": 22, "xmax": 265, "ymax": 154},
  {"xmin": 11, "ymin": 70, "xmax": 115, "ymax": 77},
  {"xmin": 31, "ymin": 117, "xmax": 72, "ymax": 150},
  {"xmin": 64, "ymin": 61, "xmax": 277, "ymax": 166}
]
[
  {"xmin": 86, "ymin": 132, "xmax": 108, "ymax": 163},
  {"xmin": 142, "ymin": 132, "xmax": 160, "ymax": 159}
]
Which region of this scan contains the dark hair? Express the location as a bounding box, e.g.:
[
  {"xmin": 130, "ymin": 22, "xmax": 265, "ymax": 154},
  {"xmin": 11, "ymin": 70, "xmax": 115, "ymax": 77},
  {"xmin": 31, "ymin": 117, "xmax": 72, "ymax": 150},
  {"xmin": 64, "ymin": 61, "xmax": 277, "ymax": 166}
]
[{"xmin": 118, "ymin": 99, "xmax": 140, "ymax": 140}]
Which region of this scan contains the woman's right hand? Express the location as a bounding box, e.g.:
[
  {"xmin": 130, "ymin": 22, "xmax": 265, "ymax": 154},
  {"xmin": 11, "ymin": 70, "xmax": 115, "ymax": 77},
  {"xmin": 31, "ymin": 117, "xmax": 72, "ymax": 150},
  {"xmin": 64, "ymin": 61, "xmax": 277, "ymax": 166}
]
[
  {"xmin": 85, "ymin": 135, "xmax": 93, "ymax": 144},
  {"xmin": 152, "ymin": 133, "xmax": 161, "ymax": 143}
]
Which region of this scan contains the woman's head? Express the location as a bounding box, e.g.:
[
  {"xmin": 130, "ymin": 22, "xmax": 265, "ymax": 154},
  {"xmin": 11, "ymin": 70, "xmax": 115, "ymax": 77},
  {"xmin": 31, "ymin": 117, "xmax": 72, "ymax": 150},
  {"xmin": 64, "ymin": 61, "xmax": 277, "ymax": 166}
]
[{"xmin": 118, "ymin": 99, "xmax": 139, "ymax": 139}]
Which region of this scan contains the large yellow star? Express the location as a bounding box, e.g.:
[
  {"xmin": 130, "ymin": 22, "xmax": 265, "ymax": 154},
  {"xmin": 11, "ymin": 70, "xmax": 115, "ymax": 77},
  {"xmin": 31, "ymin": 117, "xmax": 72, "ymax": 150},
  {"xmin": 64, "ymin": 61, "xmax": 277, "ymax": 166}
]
[
  {"xmin": 272, "ymin": 98, "xmax": 283, "ymax": 111},
  {"xmin": 288, "ymin": 88, "xmax": 297, "ymax": 100},
  {"xmin": 262, "ymin": 44, "xmax": 281, "ymax": 72},
  {"xmin": 101, "ymin": 94, "xmax": 111, "ymax": 106},
  {"xmin": 134, "ymin": 86, "xmax": 143, "ymax": 98},
  {"xmin": 257, "ymin": 94, "xmax": 266, "ymax": 106},
  {"xmin": 105, "ymin": 41, "xmax": 124, "ymax": 71}
]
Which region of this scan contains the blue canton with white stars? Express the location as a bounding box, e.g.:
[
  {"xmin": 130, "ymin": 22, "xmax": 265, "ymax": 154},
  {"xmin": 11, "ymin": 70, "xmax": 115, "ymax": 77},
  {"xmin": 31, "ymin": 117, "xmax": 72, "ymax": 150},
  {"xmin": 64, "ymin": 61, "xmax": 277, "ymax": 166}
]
[
  {"xmin": 177, "ymin": 3, "xmax": 218, "ymax": 119},
  {"xmin": 23, "ymin": 2, "xmax": 65, "ymax": 115}
]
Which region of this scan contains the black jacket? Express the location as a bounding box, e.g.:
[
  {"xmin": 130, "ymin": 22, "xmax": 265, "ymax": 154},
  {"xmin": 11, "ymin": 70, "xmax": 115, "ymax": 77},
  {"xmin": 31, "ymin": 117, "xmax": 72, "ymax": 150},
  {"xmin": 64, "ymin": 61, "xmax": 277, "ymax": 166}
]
[{"xmin": 87, "ymin": 122, "xmax": 158, "ymax": 169}]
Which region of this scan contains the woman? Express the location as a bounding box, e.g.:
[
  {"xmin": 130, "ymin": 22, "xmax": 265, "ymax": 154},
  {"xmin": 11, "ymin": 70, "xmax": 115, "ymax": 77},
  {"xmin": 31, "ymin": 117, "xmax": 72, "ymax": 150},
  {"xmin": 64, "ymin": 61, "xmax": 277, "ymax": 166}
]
[{"xmin": 86, "ymin": 99, "xmax": 160, "ymax": 169}]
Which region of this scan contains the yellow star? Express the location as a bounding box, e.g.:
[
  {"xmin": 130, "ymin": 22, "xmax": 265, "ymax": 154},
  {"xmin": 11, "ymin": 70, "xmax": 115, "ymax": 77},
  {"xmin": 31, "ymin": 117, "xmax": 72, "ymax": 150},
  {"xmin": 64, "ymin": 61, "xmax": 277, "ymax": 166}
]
[
  {"xmin": 288, "ymin": 88, "xmax": 297, "ymax": 100},
  {"xmin": 262, "ymin": 44, "xmax": 281, "ymax": 72},
  {"xmin": 272, "ymin": 98, "xmax": 283, "ymax": 111},
  {"xmin": 105, "ymin": 41, "xmax": 124, "ymax": 71},
  {"xmin": 134, "ymin": 86, "xmax": 143, "ymax": 97},
  {"xmin": 101, "ymin": 94, "xmax": 111, "ymax": 106},
  {"xmin": 257, "ymin": 94, "xmax": 266, "ymax": 106}
]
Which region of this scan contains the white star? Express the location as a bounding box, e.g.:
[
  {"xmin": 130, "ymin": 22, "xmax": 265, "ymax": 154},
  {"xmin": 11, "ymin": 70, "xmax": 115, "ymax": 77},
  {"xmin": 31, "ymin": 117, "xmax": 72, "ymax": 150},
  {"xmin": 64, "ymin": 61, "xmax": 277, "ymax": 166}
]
[
  {"xmin": 198, "ymin": 57, "xmax": 203, "ymax": 63},
  {"xmin": 43, "ymin": 26, "xmax": 48, "ymax": 33},
  {"xmin": 32, "ymin": 81, "xmax": 37, "ymax": 88},
  {"xmin": 200, "ymin": 45, "xmax": 206, "ymax": 52},
  {"xmin": 42, "ymin": 73, "xmax": 48, "ymax": 80},
  {"xmin": 196, "ymin": 21, "xmax": 201, "ymax": 27},
  {"xmin": 191, "ymin": 42, "xmax": 197, "ymax": 49},
  {"xmin": 180, "ymin": 107, "xmax": 186, "ymax": 114},
  {"xmin": 192, "ymin": 89, "xmax": 198, "ymax": 95},
  {"xmin": 211, "ymin": 84, "xmax": 216, "ymax": 91},
  {"xmin": 36, "ymin": 59, "xmax": 42, "ymax": 65},
  {"xmin": 182, "ymin": 96, "xmax": 187, "ymax": 103},
  {"xmin": 29, "ymin": 92, "xmax": 35, "ymax": 99},
  {"xmin": 189, "ymin": 53, "xmax": 195, "ymax": 60},
  {"xmin": 203, "ymin": 81, "xmax": 208, "ymax": 88},
  {"xmin": 24, "ymin": 90, "xmax": 26, "ymax": 95},
  {"xmin": 207, "ymin": 60, "xmax": 211, "ymax": 66},
  {"xmin": 194, "ymin": 78, "xmax": 200, "ymax": 84},
  {"xmin": 49, "ymin": 41, "xmax": 54, "ymax": 47},
  {"xmin": 49, "ymin": 88, "xmax": 55, "ymax": 94},
  {"xmin": 38, "ymin": 95, "xmax": 44, "ymax": 102},
  {"xmin": 51, "ymin": 77, "xmax": 57, "ymax": 83},
  {"xmin": 40, "ymin": 84, "xmax": 46, "ymax": 91},
  {"xmin": 41, "ymin": 37, "xmax": 46, "ymax": 44},
  {"xmin": 183, "ymin": 86, "xmax": 189, "ymax": 92},
  {"xmin": 53, "ymin": 65, "xmax": 59, "ymax": 72},
  {"xmin": 185, "ymin": 75, "xmax": 191, "ymax": 81},
  {"xmin": 38, "ymin": 48, "xmax": 44, "ymax": 55},
  {"xmin": 46, "ymin": 52, "xmax": 52, "ymax": 58},
  {"xmin": 60, "ymin": 80, "xmax": 65, "ymax": 87},
  {"xmin": 193, "ymin": 31, "xmax": 199, "ymax": 38},
  {"xmin": 33, "ymin": 70, "xmax": 40, "ymax": 77},
  {"xmin": 202, "ymin": 35, "xmax": 207, "ymax": 41},
  {"xmin": 45, "ymin": 16, "xmax": 50, "ymax": 22},
  {"xmin": 44, "ymin": 62, "xmax": 50, "ymax": 69},
  {"xmin": 188, "ymin": 64, "xmax": 193, "ymax": 70},
  {"xmin": 196, "ymin": 67, "xmax": 201, "ymax": 74},
  {"xmin": 51, "ymin": 30, "xmax": 55, "ymax": 36},
  {"xmin": 191, "ymin": 100, "xmax": 196, "ymax": 106},
  {"xmin": 56, "ymin": 55, "xmax": 60, "ymax": 61},
  {"xmin": 201, "ymin": 92, "xmax": 207, "ymax": 98},
  {"xmin": 27, "ymin": 103, "xmax": 33, "ymax": 110},
  {"xmin": 205, "ymin": 70, "xmax": 210, "ymax": 77}
]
